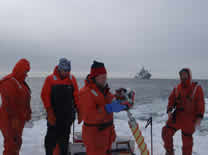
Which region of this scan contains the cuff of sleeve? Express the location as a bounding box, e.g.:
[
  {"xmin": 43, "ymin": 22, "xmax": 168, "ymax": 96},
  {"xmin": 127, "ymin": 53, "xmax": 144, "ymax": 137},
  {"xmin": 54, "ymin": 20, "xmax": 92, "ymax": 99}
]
[
  {"xmin": 105, "ymin": 104, "xmax": 112, "ymax": 113},
  {"xmin": 196, "ymin": 114, "xmax": 203, "ymax": 119},
  {"xmin": 167, "ymin": 107, "xmax": 173, "ymax": 114}
]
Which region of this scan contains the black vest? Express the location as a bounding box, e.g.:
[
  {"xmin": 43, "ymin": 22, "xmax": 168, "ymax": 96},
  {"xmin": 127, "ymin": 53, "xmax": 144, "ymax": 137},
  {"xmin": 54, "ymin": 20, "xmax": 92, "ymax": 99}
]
[{"xmin": 50, "ymin": 84, "xmax": 74, "ymax": 121}]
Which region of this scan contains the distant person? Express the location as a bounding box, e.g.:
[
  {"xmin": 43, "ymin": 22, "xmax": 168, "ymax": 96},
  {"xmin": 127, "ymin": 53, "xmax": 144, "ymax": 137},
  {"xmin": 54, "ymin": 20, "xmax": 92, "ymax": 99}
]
[
  {"xmin": 162, "ymin": 68, "xmax": 205, "ymax": 155},
  {"xmin": 0, "ymin": 58, "xmax": 32, "ymax": 155},
  {"xmin": 41, "ymin": 58, "xmax": 79, "ymax": 155},
  {"xmin": 77, "ymin": 60, "xmax": 134, "ymax": 155}
]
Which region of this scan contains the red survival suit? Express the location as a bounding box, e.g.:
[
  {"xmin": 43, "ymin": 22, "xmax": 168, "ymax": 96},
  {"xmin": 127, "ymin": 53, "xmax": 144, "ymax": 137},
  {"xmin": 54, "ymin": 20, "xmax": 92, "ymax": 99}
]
[
  {"xmin": 0, "ymin": 59, "xmax": 31, "ymax": 155},
  {"xmin": 162, "ymin": 68, "xmax": 205, "ymax": 155},
  {"xmin": 78, "ymin": 77, "xmax": 116, "ymax": 155},
  {"xmin": 41, "ymin": 66, "xmax": 79, "ymax": 155}
]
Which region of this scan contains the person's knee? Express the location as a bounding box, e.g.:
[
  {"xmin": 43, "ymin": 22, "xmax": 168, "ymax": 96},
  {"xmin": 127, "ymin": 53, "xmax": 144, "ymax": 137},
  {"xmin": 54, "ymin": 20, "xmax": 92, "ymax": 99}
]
[
  {"xmin": 4, "ymin": 138, "xmax": 21, "ymax": 155},
  {"xmin": 15, "ymin": 136, "xmax": 22, "ymax": 151},
  {"xmin": 162, "ymin": 126, "xmax": 170, "ymax": 140},
  {"xmin": 182, "ymin": 132, "xmax": 193, "ymax": 146},
  {"xmin": 162, "ymin": 125, "xmax": 176, "ymax": 141},
  {"xmin": 45, "ymin": 133, "xmax": 57, "ymax": 149}
]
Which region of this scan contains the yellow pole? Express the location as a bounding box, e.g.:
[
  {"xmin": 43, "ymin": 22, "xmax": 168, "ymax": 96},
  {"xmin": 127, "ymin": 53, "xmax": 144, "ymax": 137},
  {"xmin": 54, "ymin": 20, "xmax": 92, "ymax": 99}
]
[{"xmin": 127, "ymin": 111, "xmax": 149, "ymax": 155}]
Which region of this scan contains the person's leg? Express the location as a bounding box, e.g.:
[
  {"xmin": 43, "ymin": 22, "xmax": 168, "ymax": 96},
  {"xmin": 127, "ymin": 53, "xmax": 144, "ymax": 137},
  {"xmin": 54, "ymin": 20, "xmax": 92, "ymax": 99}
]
[
  {"xmin": 162, "ymin": 125, "xmax": 177, "ymax": 154},
  {"xmin": 53, "ymin": 144, "xmax": 60, "ymax": 155},
  {"xmin": 57, "ymin": 121, "xmax": 72, "ymax": 155},
  {"xmin": 45, "ymin": 122, "xmax": 57, "ymax": 155},
  {"xmin": 106, "ymin": 126, "xmax": 116, "ymax": 155},
  {"xmin": 15, "ymin": 121, "xmax": 25, "ymax": 155},
  {"xmin": 1, "ymin": 127, "xmax": 19, "ymax": 155},
  {"xmin": 181, "ymin": 118, "xmax": 195, "ymax": 155},
  {"xmin": 162, "ymin": 116, "xmax": 180, "ymax": 154},
  {"xmin": 0, "ymin": 120, "xmax": 25, "ymax": 155},
  {"xmin": 181, "ymin": 132, "xmax": 193, "ymax": 155},
  {"xmin": 83, "ymin": 125, "xmax": 113, "ymax": 155}
]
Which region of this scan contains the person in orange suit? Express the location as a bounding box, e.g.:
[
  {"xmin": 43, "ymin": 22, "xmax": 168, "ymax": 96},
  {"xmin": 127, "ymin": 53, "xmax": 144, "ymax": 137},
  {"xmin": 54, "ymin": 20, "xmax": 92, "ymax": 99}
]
[
  {"xmin": 0, "ymin": 58, "xmax": 32, "ymax": 155},
  {"xmin": 162, "ymin": 68, "xmax": 205, "ymax": 155},
  {"xmin": 78, "ymin": 61, "xmax": 133, "ymax": 155},
  {"xmin": 41, "ymin": 58, "xmax": 79, "ymax": 155}
]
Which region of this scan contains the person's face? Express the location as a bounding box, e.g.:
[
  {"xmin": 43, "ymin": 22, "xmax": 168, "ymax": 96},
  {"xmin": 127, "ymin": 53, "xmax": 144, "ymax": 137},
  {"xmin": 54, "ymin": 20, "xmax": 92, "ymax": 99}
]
[
  {"xmin": 59, "ymin": 70, "xmax": 69, "ymax": 79},
  {"xmin": 24, "ymin": 70, "xmax": 29, "ymax": 78},
  {"xmin": 95, "ymin": 74, "xmax": 107, "ymax": 88},
  {"xmin": 22, "ymin": 70, "xmax": 29, "ymax": 81},
  {"xmin": 180, "ymin": 71, "xmax": 189, "ymax": 82}
]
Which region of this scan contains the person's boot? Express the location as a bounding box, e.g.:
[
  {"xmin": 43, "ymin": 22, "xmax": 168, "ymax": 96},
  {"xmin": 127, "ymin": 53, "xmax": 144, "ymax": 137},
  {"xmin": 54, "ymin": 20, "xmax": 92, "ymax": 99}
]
[
  {"xmin": 53, "ymin": 144, "xmax": 60, "ymax": 155},
  {"xmin": 165, "ymin": 150, "xmax": 174, "ymax": 155}
]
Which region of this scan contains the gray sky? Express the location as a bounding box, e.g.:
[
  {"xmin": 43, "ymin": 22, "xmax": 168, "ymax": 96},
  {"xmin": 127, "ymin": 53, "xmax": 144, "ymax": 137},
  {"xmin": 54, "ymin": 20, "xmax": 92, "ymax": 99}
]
[{"xmin": 0, "ymin": 0, "xmax": 207, "ymax": 79}]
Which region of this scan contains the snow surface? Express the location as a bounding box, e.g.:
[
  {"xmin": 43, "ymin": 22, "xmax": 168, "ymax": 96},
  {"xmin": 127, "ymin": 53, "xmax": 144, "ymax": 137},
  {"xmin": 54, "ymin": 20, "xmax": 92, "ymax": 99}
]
[
  {"xmin": 0, "ymin": 97, "xmax": 207, "ymax": 154},
  {"xmin": 0, "ymin": 117, "xmax": 207, "ymax": 155}
]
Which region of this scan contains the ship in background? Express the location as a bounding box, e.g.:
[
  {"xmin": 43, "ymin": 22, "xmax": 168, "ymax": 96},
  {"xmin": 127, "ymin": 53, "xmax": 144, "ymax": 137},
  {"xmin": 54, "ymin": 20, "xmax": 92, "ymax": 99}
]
[{"xmin": 134, "ymin": 66, "xmax": 152, "ymax": 80}]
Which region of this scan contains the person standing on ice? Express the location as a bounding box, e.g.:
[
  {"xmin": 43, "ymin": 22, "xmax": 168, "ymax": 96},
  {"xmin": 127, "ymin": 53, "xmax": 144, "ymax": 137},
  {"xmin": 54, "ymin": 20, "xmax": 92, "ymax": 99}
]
[
  {"xmin": 0, "ymin": 58, "xmax": 32, "ymax": 155},
  {"xmin": 162, "ymin": 68, "xmax": 205, "ymax": 155},
  {"xmin": 41, "ymin": 58, "xmax": 79, "ymax": 155},
  {"xmin": 77, "ymin": 60, "xmax": 134, "ymax": 155}
]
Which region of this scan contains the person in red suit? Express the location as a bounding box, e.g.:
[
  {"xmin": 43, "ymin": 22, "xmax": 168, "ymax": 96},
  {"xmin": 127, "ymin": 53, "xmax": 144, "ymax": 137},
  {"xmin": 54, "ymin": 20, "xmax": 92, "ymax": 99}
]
[
  {"xmin": 78, "ymin": 61, "xmax": 133, "ymax": 155},
  {"xmin": 0, "ymin": 58, "xmax": 32, "ymax": 155},
  {"xmin": 162, "ymin": 68, "xmax": 205, "ymax": 155}
]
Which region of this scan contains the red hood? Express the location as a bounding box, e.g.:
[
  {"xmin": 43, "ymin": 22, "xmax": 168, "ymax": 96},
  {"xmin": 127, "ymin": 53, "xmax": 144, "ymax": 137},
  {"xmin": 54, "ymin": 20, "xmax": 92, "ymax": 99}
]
[
  {"xmin": 0, "ymin": 59, "xmax": 30, "ymax": 83},
  {"xmin": 12, "ymin": 58, "xmax": 30, "ymax": 82}
]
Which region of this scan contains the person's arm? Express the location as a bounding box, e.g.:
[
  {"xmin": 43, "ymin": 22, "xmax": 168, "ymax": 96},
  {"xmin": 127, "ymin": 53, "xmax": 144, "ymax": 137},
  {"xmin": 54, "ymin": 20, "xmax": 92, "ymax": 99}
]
[
  {"xmin": 195, "ymin": 86, "xmax": 205, "ymax": 126},
  {"xmin": 167, "ymin": 88, "xmax": 176, "ymax": 112},
  {"xmin": 77, "ymin": 91, "xmax": 91, "ymax": 124},
  {"xmin": 0, "ymin": 92, "xmax": 16, "ymax": 137},
  {"xmin": 41, "ymin": 76, "xmax": 52, "ymax": 109},
  {"xmin": 71, "ymin": 75, "xmax": 79, "ymax": 122},
  {"xmin": 167, "ymin": 88, "xmax": 177, "ymax": 118},
  {"xmin": 41, "ymin": 76, "xmax": 56, "ymax": 125},
  {"xmin": 23, "ymin": 82, "xmax": 32, "ymax": 121},
  {"xmin": 71, "ymin": 75, "xmax": 79, "ymax": 104}
]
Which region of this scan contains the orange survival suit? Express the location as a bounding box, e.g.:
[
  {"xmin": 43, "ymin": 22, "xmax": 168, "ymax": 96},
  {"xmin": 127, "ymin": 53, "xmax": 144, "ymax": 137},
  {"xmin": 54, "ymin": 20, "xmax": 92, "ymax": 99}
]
[
  {"xmin": 0, "ymin": 59, "xmax": 31, "ymax": 155},
  {"xmin": 162, "ymin": 68, "xmax": 205, "ymax": 155},
  {"xmin": 78, "ymin": 76, "xmax": 116, "ymax": 155}
]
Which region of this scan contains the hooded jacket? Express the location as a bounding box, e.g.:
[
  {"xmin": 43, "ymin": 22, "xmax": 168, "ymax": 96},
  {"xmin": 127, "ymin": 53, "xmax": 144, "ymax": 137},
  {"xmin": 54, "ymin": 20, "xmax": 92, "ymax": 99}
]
[
  {"xmin": 167, "ymin": 68, "xmax": 205, "ymax": 119},
  {"xmin": 0, "ymin": 59, "xmax": 31, "ymax": 127}
]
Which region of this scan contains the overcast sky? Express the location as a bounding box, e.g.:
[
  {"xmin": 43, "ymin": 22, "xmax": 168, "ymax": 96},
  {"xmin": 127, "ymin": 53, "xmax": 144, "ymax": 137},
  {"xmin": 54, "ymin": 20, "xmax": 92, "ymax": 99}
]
[{"xmin": 0, "ymin": 0, "xmax": 207, "ymax": 79}]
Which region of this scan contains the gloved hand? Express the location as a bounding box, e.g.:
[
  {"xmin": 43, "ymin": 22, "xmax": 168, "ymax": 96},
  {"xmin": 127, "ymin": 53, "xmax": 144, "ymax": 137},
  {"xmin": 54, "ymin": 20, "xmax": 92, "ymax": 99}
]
[
  {"xmin": 120, "ymin": 100, "xmax": 134, "ymax": 110},
  {"xmin": 120, "ymin": 90, "xmax": 135, "ymax": 109},
  {"xmin": 115, "ymin": 88, "xmax": 135, "ymax": 110},
  {"xmin": 46, "ymin": 107, "xmax": 56, "ymax": 126},
  {"xmin": 105, "ymin": 100, "xmax": 128, "ymax": 113},
  {"xmin": 115, "ymin": 88, "xmax": 127, "ymax": 100}
]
